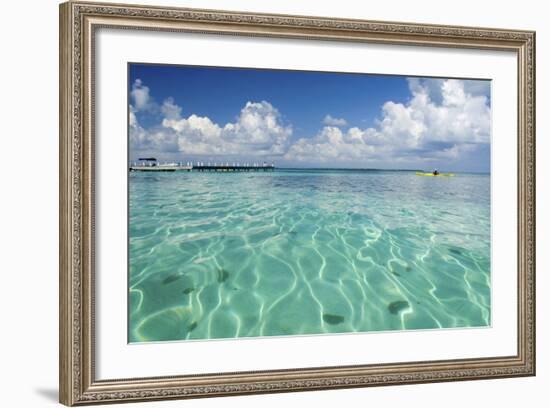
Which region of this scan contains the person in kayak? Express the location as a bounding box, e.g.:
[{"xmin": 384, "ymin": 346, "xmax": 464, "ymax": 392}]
[{"xmin": 433, "ymin": 169, "xmax": 439, "ymax": 176}]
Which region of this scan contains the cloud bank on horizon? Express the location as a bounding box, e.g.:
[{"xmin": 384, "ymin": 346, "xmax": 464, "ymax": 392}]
[{"xmin": 129, "ymin": 71, "xmax": 491, "ymax": 172}]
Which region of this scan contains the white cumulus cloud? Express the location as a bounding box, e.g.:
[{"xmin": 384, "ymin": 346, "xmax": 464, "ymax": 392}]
[
  {"xmin": 130, "ymin": 88, "xmax": 292, "ymax": 158},
  {"xmin": 284, "ymin": 78, "xmax": 490, "ymax": 164},
  {"xmin": 322, "ymin": 114, "xmax": 348, "ymax": 127},
  {"xmin": 130, "ymin": 79, "xmax": 155, "ymax": 112},
  {"xmin": 285, "ymin": 126, "xmax": 378, "ymax": 163}
]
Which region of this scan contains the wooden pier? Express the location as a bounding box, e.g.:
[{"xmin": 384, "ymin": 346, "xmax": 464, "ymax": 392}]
[
  {"xmin": 129, "ymin": 165, "xmax": 192, "ymax": 172},
  {"xmin": 129, "ymin": 162, "xmax": 275, "ymax": 172}
]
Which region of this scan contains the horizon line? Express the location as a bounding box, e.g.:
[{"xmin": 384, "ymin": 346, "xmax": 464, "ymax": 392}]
[{"xmin": 128, "ymin": 162, "xmax": 489, "ymax": 174}]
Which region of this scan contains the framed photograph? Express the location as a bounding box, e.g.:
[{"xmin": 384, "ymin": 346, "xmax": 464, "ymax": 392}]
[{"xmin": 59, "ymin": 1, "xmax": 536, "ymax": 405}]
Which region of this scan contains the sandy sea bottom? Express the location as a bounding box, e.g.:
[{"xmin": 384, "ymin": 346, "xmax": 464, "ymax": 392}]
[{"xmin": 128, "ymin": 170, "xmax": 490, "ymax": 343}]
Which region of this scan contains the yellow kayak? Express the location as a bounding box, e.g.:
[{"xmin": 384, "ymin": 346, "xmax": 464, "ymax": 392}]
[{"xmin": 416, "ymin": 172, "xmax": 455, "ymax": 177}]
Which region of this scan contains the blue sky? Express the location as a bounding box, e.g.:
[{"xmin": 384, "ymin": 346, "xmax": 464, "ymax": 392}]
[{"xmin": 129, "ymin": 63, "xmax": 491, "ymax": 172}]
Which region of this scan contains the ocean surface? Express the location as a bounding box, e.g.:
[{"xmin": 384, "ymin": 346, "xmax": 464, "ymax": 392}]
[{"xmin": 128, "ymin": 169, "xmax": 491, "ymax": 343}]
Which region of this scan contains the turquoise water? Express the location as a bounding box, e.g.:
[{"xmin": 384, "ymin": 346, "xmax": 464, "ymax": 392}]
[{"xmin": 129, "ymin": 170, "xmax": 491, "ymax": 343}]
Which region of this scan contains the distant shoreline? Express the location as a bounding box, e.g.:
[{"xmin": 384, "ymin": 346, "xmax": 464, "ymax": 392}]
[
  {"xmin": 275, "ymin": 168, "xmax": 490, "ymax": 175},
  {"xmin": 129, "ymin": 166, "xmax": 490, "ymax": 175}
]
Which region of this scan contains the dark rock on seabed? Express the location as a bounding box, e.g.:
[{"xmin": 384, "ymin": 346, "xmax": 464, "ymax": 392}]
[
  {"xmin": 323, "ymin": 313, "xmax": 345, "ymax": 325},
  {"xmin": 388, "ymin": 300, "xmax": 410, "ymax": 315}
]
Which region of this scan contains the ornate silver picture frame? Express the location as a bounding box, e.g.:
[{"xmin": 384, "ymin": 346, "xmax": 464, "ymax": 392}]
[{"xmin": 59, "ymin": 1, "xmax": 535, "ymax": 405}]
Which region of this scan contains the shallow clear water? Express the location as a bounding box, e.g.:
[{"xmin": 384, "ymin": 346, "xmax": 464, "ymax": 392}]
[{"xmin": 128, "ymin": 170, "xmax": 491, "ymax": 343}]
